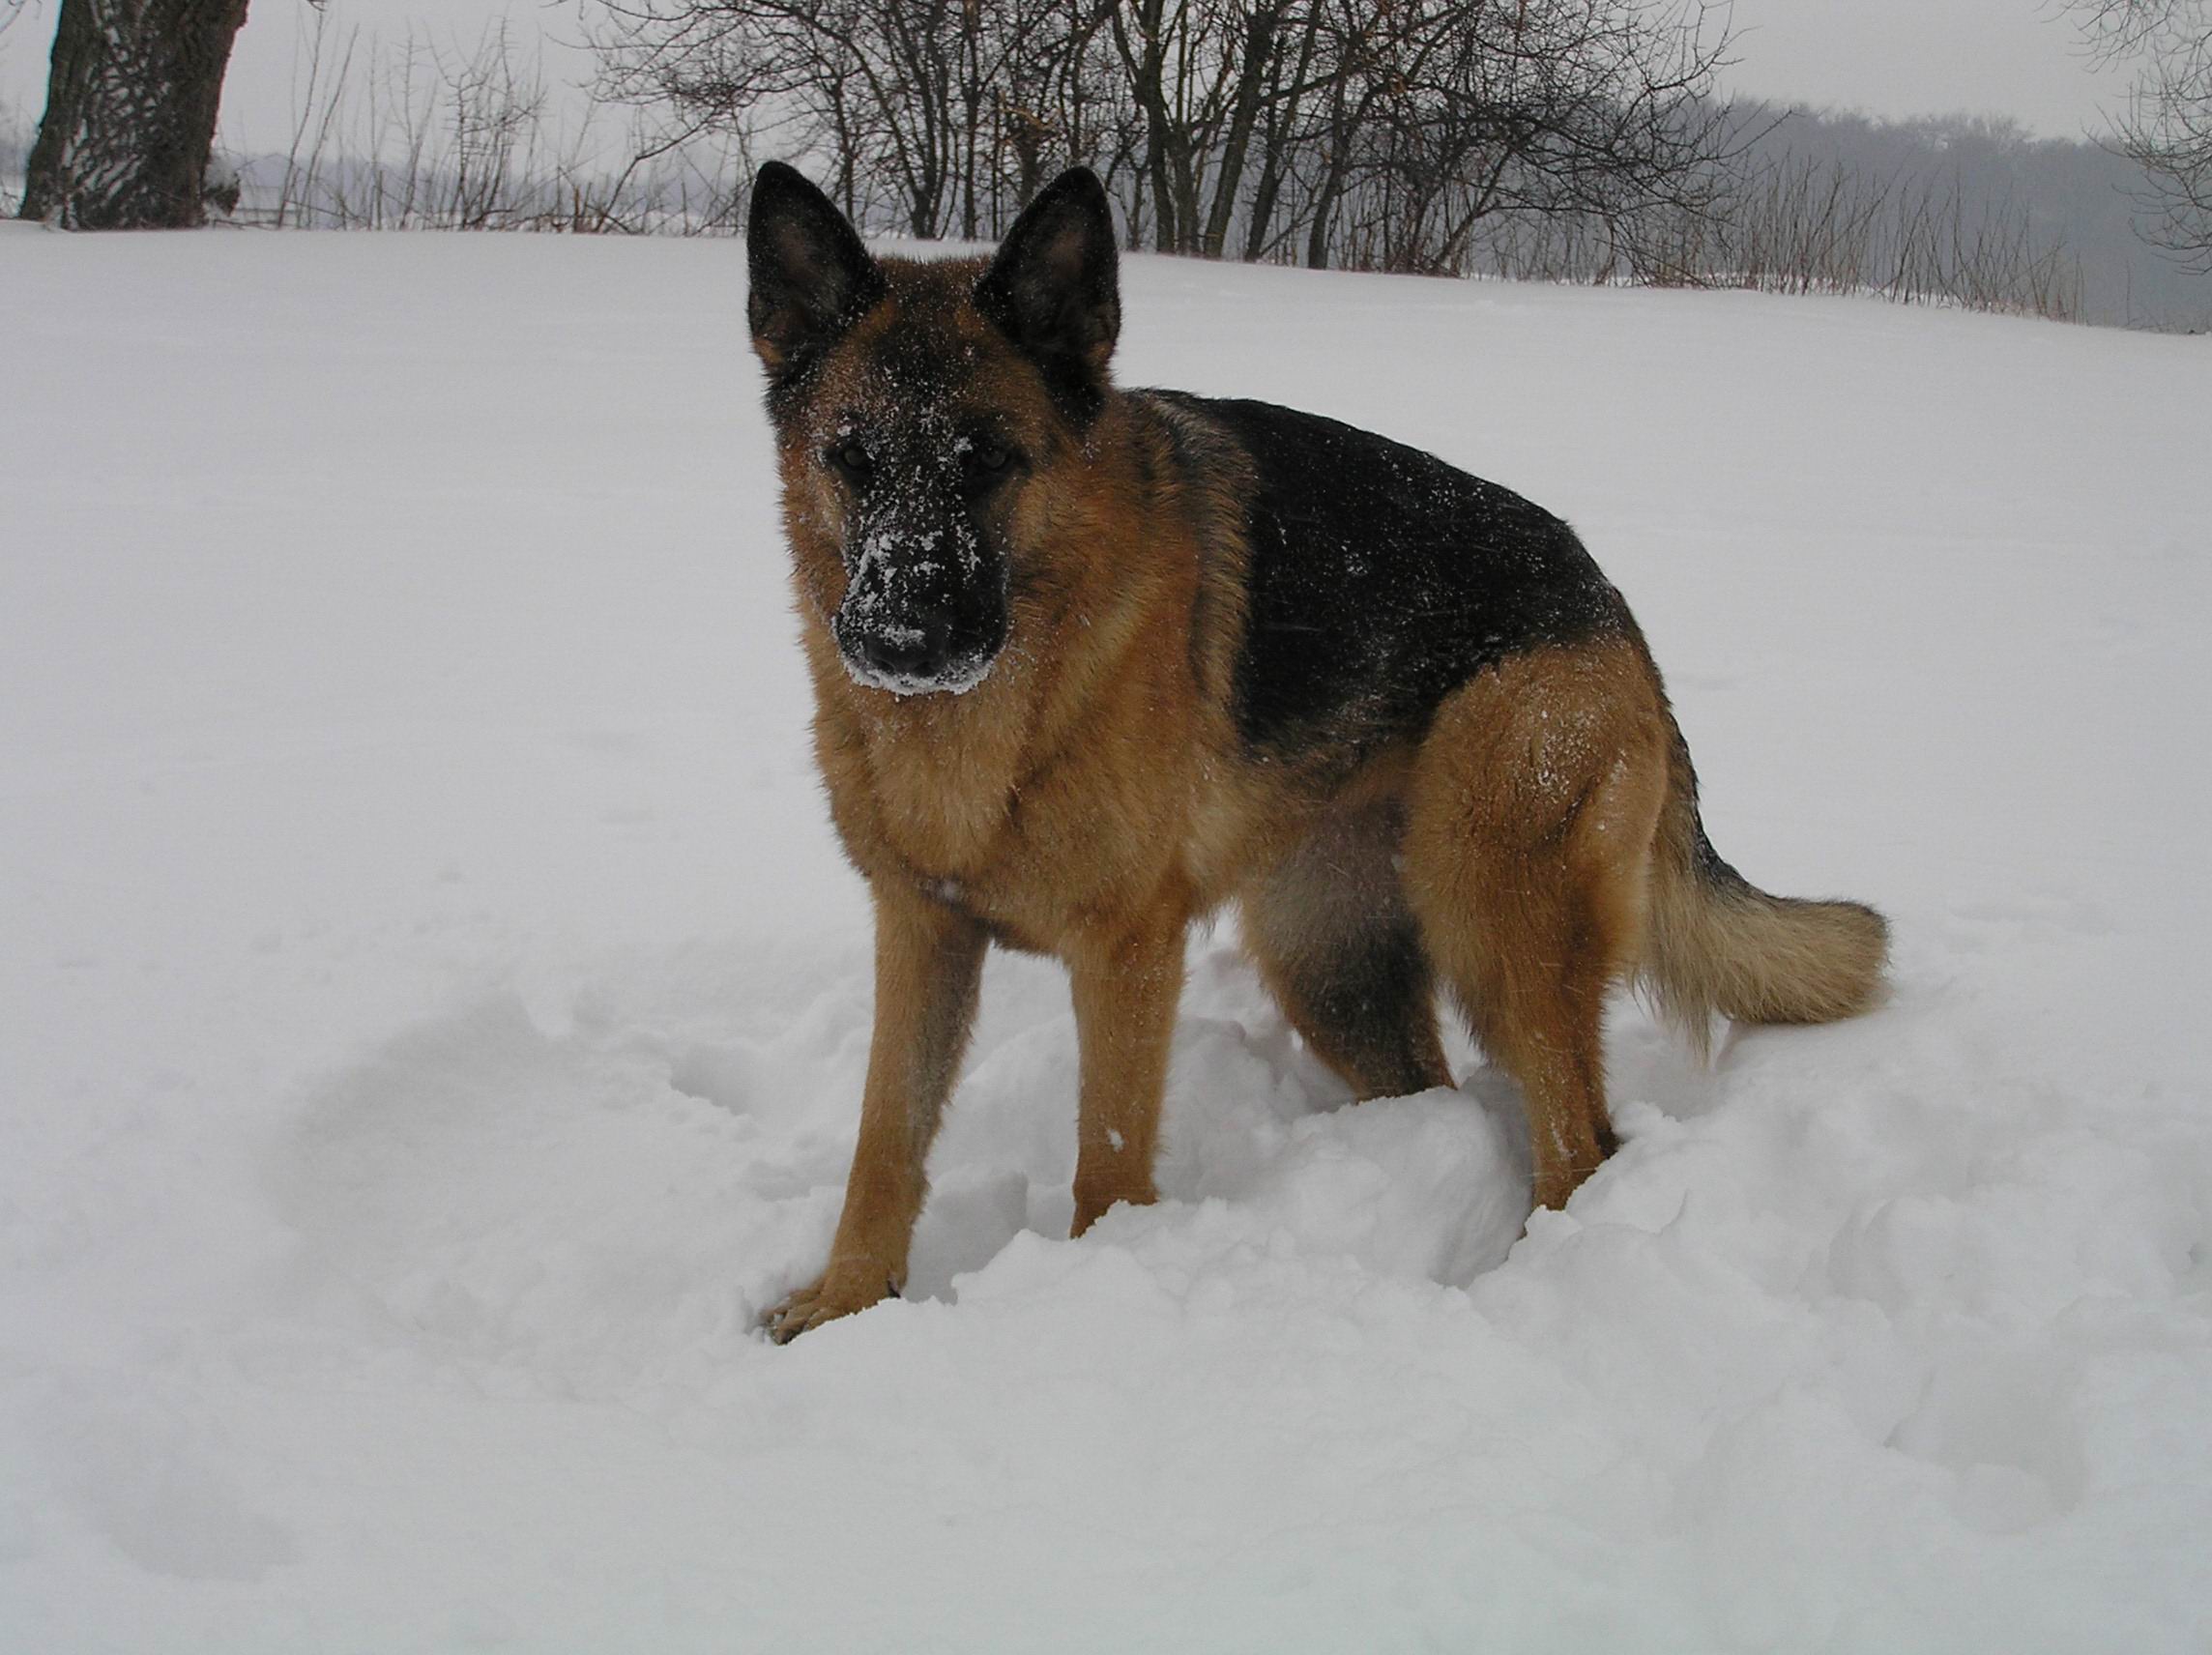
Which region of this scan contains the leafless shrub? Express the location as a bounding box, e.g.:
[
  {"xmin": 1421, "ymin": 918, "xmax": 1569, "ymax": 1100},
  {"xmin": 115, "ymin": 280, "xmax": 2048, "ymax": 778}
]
[
  {"xmin": 253, "ymin": 12, "xmax": 749, "ymax": 234},
  {"xmin": 1450, "ymin": 131, "xmax": 2082, "ymax": 322}
]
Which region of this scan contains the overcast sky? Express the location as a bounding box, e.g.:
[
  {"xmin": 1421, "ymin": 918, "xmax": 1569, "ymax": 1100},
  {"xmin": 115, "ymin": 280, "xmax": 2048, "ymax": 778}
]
[{"xmin": 0, "ymin": 0, "xmax": 2135, "ymax": 154}]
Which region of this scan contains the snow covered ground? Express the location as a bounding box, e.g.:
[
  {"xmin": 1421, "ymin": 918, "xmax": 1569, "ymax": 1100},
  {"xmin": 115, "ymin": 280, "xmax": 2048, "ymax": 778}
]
[{"xmin": 3, "ymin": 222, "xmax": 2208, "ymax": 1652}]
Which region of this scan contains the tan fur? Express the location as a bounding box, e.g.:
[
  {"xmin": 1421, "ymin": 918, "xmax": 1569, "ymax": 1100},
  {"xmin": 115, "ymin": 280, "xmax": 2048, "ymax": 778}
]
[
  {"xmin": 768, "ymin": 886, "xmax": 986, "ymax": 1339},
  {"xmin": 1399, "ymin": 641, "xmax": 1673, "ymax": 1208},
  {"xmin": 1640, "ymin": 737, "xmax": 1890, "ymax": 1058},
  {"xmin": 758, "ymin": 252, "xmax": 1886, "ymax": 1341}
]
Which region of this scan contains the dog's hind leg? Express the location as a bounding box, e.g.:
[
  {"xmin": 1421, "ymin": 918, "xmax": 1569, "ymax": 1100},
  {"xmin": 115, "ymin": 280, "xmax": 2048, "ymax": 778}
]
[
  {"xmin": 766, "ymin": 882, "xmax": 987, "ymax": 1342},
  {"xmin": 1239, "ymin": 792, "xmax": 1451, "ymax": 1102},
  {"xmin": 1402, "ymin": 641, "xmax": 1669, "ymax": 1211}
]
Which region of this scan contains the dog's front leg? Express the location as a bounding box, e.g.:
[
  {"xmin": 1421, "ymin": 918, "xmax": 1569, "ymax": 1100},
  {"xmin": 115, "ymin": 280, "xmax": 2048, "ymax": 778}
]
[
  {"xmin": 1065, "ymin": 901, "xmax": 1187, "ymax": 1235},
  {"xmin": 766, "ymin": 883, "xmax": 986, "ymax": 1343}
]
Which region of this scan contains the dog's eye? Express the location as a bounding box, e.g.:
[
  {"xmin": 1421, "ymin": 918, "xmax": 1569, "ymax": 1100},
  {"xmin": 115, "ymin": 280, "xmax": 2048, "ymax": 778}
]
[
  {"xmin": 966, "ymin": 437, "xmax": 1016, "ymax": 479},
  {"xmin": 827, "ymin": 441, "xmax": 876, "ymax": 483}
]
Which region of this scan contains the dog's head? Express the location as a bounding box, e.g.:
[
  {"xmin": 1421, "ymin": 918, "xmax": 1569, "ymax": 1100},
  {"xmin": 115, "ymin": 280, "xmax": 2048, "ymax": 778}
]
[{"xmin": 745, "ymin": 163, "xmax": 1120, "ymax": 698}]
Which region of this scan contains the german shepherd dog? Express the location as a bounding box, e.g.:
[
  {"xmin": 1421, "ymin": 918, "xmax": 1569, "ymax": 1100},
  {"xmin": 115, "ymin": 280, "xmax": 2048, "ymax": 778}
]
[{"xmin": 747, "ymin": 162, "xmax": 1887, "ymax": 1341}]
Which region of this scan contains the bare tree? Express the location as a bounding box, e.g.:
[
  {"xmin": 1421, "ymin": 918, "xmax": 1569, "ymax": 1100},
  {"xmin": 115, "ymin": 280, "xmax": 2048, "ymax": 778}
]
[
  {"xmin": 18, "ymin": 0, "xmax": 252, "ymax": 227},
  {"xmin": 597, "ymin": 0, "xmax": 1106, "ymax": 239},
  {"xmin": 1318, "ymin": 0, "xmax": 1737, "ymax": 276},
  {"xmin": 1106, "ymin": 0, "xmax": 1292, "ymax": 254},
  {"xmin": 594, "ymin": 0, "xmax": 1735, "ymax": 269},
  {"xmin": 2071, "ymin": 0, "xmax": 2212, "ymax": 269}
]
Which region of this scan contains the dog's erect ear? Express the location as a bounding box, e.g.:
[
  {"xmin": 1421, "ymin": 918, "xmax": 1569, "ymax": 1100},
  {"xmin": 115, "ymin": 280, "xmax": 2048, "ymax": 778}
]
[
  {"xmin": 975, "ymin": 168, "xmax": 1120, "ymax": 419},
  {"xmin": 746, "ymin": 162, "xmax": 885, "ymax": 386}
]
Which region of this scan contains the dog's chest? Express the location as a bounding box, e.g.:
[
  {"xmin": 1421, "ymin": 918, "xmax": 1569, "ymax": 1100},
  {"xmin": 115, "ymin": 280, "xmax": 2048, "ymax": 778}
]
[
  {"xmin": 876, "ymin": 750, "xmax": 1010, "ymax": 866},
  {"xmin": 843, "ymin": 715, "xmax": 1184, "ymax": 951}
]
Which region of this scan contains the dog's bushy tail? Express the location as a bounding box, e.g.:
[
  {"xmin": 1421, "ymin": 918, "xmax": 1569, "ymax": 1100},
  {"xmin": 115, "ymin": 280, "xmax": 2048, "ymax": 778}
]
[{"xmin": 1639, "ymin": 725, "xmax": 1889, "ymax": 1057}]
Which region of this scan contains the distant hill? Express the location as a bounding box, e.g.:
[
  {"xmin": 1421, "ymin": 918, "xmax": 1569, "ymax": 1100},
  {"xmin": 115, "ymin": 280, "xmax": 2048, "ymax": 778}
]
[{"xmin": 1725, "ymin": 105, "xmax": 2209, "ymax": 331}]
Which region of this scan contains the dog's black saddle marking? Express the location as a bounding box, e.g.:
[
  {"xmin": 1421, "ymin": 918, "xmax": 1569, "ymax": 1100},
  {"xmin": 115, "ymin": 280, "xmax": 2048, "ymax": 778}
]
[{"xmin": 1159, "ymin": 393, "xmax": 1624, "ymax": 756}]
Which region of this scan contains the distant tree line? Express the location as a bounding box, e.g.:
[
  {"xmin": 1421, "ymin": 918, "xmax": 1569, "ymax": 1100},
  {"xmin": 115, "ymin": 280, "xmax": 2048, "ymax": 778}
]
[
  {"xmin": 6, "ymin": 0, "xmax": 2202, "ymax": 327},
  {"xmin": 1703, "ymin": 106, "xmax": 2208, "ymax": 328},
  {"xmin": 586, "ymin": 0, "xmax": 2210, "ymax": 322},
  {"xmin": 594, "ymin": 0, "xmax": 1741, "ymax": 276}
]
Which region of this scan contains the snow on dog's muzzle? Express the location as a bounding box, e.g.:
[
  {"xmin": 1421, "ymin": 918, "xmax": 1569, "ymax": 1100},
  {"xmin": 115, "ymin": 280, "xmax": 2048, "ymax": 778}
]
[{"xmin": 832, "ymin": 520, "xmax": 1007, "ymax": 696}]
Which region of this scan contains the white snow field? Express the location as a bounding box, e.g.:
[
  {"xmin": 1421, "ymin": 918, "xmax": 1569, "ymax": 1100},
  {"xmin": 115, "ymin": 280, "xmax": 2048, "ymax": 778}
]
[{"xmin": 3, "ymin": 221, "xmax": 2209, "ymax": 1653}]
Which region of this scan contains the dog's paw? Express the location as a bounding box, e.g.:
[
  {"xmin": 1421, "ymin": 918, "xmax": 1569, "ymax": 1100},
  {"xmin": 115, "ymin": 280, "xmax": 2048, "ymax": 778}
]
[{"xmin": 762, "ymin": 1261, "xmax": 899, "ymax": 1345}]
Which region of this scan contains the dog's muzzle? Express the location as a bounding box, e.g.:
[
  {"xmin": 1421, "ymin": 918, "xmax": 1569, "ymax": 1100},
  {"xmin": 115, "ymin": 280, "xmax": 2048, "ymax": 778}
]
[
  {"xmin": 832, "ymin": 495, "xmax": 1008, "ymax": 696},
  {"xmin": 832, "ymin": 579, "xmax": 1007, "ymax": 697}
]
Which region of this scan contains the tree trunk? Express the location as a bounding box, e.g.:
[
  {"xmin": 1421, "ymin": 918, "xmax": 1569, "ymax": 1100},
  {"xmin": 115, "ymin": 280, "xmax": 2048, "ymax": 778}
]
[
  {"xmin": 1111, "ymin": 0, "xmax": 1182, "ymax": 252},
  {"xmin": 20, "ymin": 0, "xmax": 252, "ymax": 229},
  {"xmin": 1306, "ymin": 121, "xmax": 1353, "ymax": 269},
  {"xmin": 1242, "ymin": 5, "xmax": 1322, "ymax": 262},
  {"xmin": 1198, "ymin": 6, "xmax": 1279, "ymax": 259}
]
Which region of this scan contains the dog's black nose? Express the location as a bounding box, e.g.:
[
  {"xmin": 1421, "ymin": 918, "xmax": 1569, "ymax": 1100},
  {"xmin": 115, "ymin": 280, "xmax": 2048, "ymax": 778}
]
[{"xmin": 855, "ymin": 604, "xmax": 955, "ymax": 682}]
